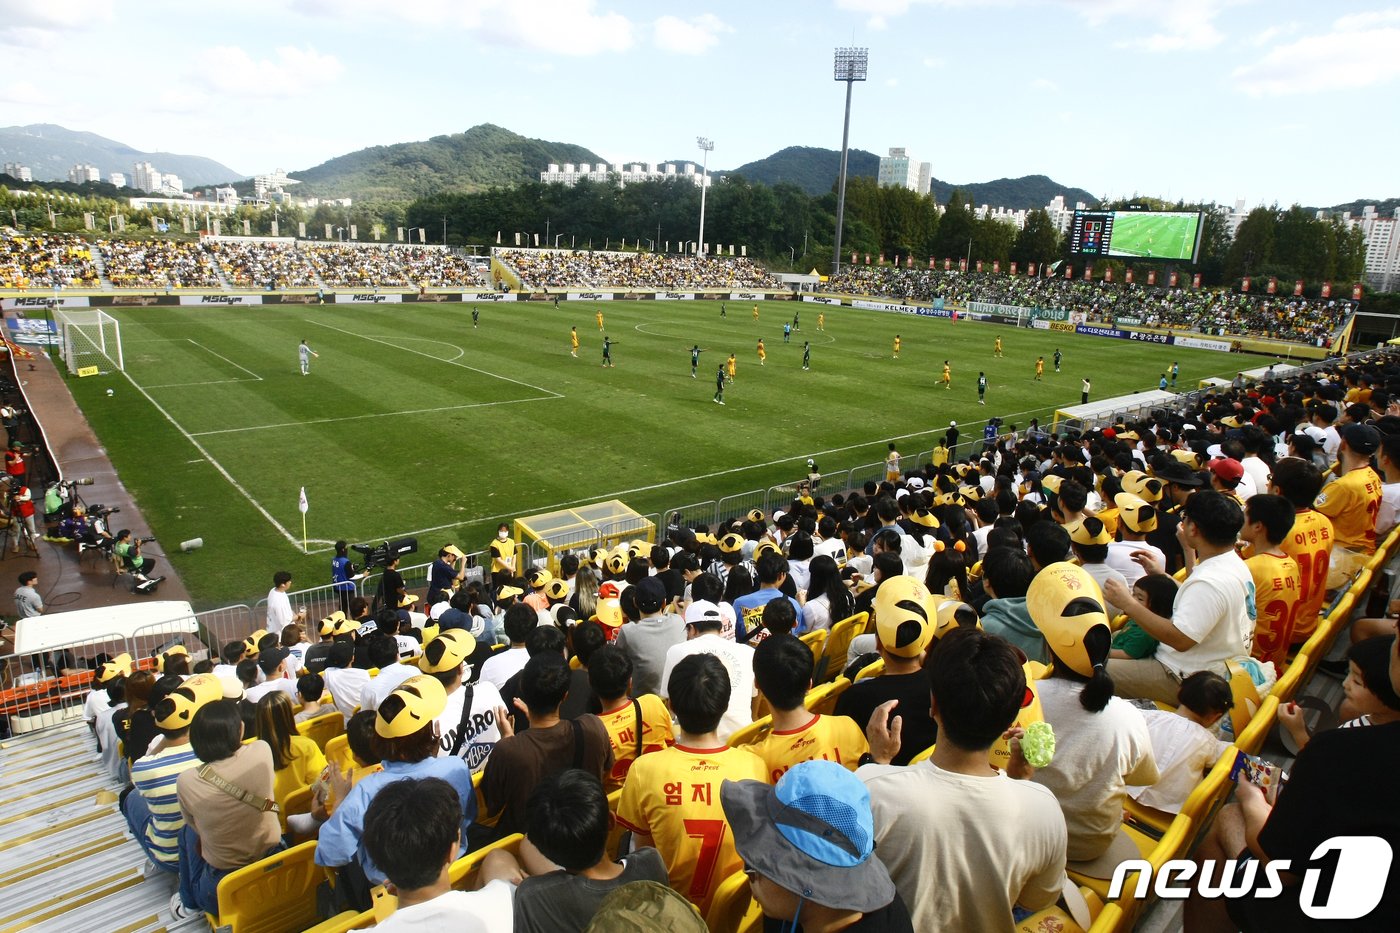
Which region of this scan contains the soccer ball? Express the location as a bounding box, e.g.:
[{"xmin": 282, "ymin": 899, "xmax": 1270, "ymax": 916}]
[{"xmin": 106, "ymin": 389, "xmax": 114, "ymax": 397}]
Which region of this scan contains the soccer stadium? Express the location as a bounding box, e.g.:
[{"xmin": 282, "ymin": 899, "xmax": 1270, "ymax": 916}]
[{"xmin": 1, "ymin": 13, "xmax": 1398, "ymax": 933}]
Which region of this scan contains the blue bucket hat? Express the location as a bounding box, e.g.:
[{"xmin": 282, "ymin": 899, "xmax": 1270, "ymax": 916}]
[{"xmin": 719, "ymin": 760, "xmax": 895, "ymax": 913}]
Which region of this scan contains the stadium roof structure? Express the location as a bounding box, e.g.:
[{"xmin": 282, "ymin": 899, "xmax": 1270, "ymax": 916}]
[
  {"xmin": 1052, "ymin": 389, "xmax": 1180, "ymax": 434},
  {"xmin": 515, "ymin": 499, "xmax": 655, "ymax": 574}
]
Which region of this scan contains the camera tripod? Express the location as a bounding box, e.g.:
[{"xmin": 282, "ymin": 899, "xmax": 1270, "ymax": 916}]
[{"xmin": 0, "ymin": 517, "xmax": 39, "ymax": 559}]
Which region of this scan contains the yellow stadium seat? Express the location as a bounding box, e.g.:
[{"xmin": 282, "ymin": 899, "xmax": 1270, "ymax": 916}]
[
  {"xmin": 1178, "ymin": 746, "xmax": 1237, "ymax": 828},
  {"xmin": 449, "ymin": 833, "xmax": 524, "ymax": 891},
  {"xmin": 281, "ymin": 784, "xmax": 315, "ymax": 838},
  {"xmin": 1271, "ymin": 654, "xmax": 1309, "ymax": 703},
  {"xmin": 1222, "ymin": 658, "xmax": 1262, "ymax": 739},
  {"xmin": 210, "ymin": 840, "xmax": 323, "ymax": 933},
  {"xmin": 1067, "ymin": 823, "xmax": 1158, "ymax": 901},
  {"xmin": 1235, "ymin": 695, "xmax": 1279, "ymax": 755},
  {"xmin": 909, "ymin": 742, "xmax": 935, "ymax": 764},
  {"xmin": 727, "ymin": 716, "xmax": 772, "ymax": 749},
  {"xmin": 297, "ymin": 711, "xmax": 346, "ymax": 752},
  {"xmin": 324, "ymin": 734, "xmax": 357, "ymax": 776},
  {"xmin": 569, "ymin": 655, "xmax": 582, "ymax": 670},
  {"xmin": 817, "ymin": 612, "xmax": 868, "ymax": 683},
  {"xmin": 799, "ymin": 628, "xmax": 828, "ymax": 679},
  {"xmin": 1086, "ymin": 902, "xmax": 1127, "ymax": 933},
  {"xmin": 303, "ymin": 910, "xmax": 371, "ymax": 933},
  {"xmin": 471, "ymin": 770, "xmax": 493, "ymax": 826},
  {"xmin": 705, "ymin": 870, "xmax": 763, "ymax": 933},
  {"xmin": 1015, "ymin": 885, "xmax": 1103, "ymax": 932},
  {"xmin": 805, "ymin": 678, "xmax": 850, "ymax": 716},
  {"xmin": 853, "ymin": 657, "xmax": 884, "ymax": 682}
]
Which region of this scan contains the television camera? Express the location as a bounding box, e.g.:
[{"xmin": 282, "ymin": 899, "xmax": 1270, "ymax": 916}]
[{"xmin": 352, "ymin": 537, "xmax": 418, "ymax": 568}]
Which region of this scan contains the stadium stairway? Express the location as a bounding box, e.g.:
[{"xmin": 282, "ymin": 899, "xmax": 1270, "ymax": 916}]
[
  {"xmin": 0, "ymin": 722, "xmax": 205, "ymax": 933},
  {"xmin": 88, "ymin": 246, "xmax": 113, "ymax": 290}
]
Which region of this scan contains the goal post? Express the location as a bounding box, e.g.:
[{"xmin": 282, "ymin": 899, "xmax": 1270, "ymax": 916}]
[{"xmin": 52, "ymin": 309, "xmax": 124, "ymax": 373}]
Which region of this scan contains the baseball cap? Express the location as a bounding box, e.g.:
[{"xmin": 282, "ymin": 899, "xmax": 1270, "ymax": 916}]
[
  {"xmin": 718, "ymin": 533, "xmax": 744, "ymax": 554},
  {"xmin": 910, "ymin": 507, "xmax": 939, "ymax": 528},
  {"xmin": 320, "ymin": 611, "xmax": 347, "ymax": 637},
  {"xmin": 1039, "ymin": 474, "xmax": 1063, "ymax": 496},
  {"xmin": 1294, "ymin": 423, "xmax": 1326, "ymax": 443},
  {"xmin": 634, "ymin": 577, "xmax": 667, "ymax": 614},
  {"xmin": 441, "ymin": 544, "xmax": 464, "ymax": 559},
  {"xmin": 747, "ymin": 508, "xmax": 766, "ymax": 523},
  {"xmin": 159, "ymin": 644, "xmax": 190, "ymax": 672},
  {"xmin": 152, "ymin": 673, "xmax": 222, "ymax": 730},
  {"xmin": 242, "ymin": 630, "xmax": 267, "ymax": 657},
  {"xmin": 753, "ymin": 540, "xmax": 781, "ymax": 560},
  {"xmin": 873, "ymin": 576, "xmax": 934, "ymax": 658},
  {"xmin": 1207, "ymin": 457, "xmax": 1244, "ymax": 486},
  {"xmin": 96, "ymin": 652, "xmax": 133, "ymax": 684},
  {"xmin": 544, "ymin": 579, "xmax": 569, "ymax": 601},
  {"xmin": 257, "ymin": 646, "xmax": 291, "ymax": 676},
  {"xmin": 418, "ymin": 629, "xmax": 476, "ymax": 674},
  {"xmin": 593, "ymin": 597, "xmax": 624, "ymax": 629},
  {"xmin": 1120, "ymin": 470, "xmax": 1163, "ymax": 503},
  {"xmin": 496, "ymin": 584, "xmax": 523, "ymax": 601},
  {"xmin": 933, "ymin": 598, "xmax": 979, "ymax": 640},
  {"xmin": 1170, "ymin": 449, "xmax": 1203, "ymax": 470},
  {"xmin": 684, "ymin": 600, "xmax": 723, "ymax": 629},
  {"xmin": 1113, "ymin": 493, "xmax": 1159, "ymax": 533},
  {"xmin": 1154, "ymin": 461, "xmax": 1204, "ymax": 487},
  {"xmin": 720, "ymin": 760, "xmax": 896, "ymax": 913},
  {"xmin": 376, "ymin": 674, "xmax": 448, "ymax": 738},
  {"xmin": 397, "ymin": 594, "xmax": 419, "ymax": 608},
  {"xmin": 1027, "ymin": 562, "xmax": 1111, "ymax": 678},
  {"xmin": 527, "ymin": 568, "xmax": 554, "ymax": 589},
  {"xmin": 906, "ymin": 476, "xmax": 926, "ymax": 491},
  {"xmin": 1066, "ymin": 517, "xmax": 1112, "ymax": 546},
  {"xmin": 1341, "ymin": 422, "xmax": 1381, "ymax": 456}
]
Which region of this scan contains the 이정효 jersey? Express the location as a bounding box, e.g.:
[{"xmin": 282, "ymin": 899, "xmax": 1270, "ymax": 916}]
[
  {"xmin": 750, "ymin": 713, "xmax": 869, "ymax": 784},
  {"xmin": 1279, "ymin": 509, "xmax": 1332, "ymax": 642},
  {"xmin": 1313, "ymin": 467, "xmax": 1382, "ymax": 554},
  {"xmin": 616, "ymin": 744, "xmax": 767, "ymax": 914},
  {"xmin": 1246, "ymin": 552, "xmax": 1301, "ymax": 667},
  {"xmin": 598, "ymin": 693, "xmax": 675, "ymax": 789}
]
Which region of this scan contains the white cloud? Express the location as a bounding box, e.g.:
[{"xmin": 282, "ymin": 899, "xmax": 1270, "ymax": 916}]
[
  {"xmin": 884, "ymin": 77, "xmax": 900, "ymax": 87},
  {"xmin": 0, "ymin": 0, "xmax": 114, "ymax": 48},
  {"xmin": 1247, "ymin": 22, "xmax": 1300, "ymax": 48},
  {"xmin": 1234, "ymin": 12, "xmax": 1400, "ymax": 96},
  {"xmin": 0, "ymin": 80, "xmax": 44, "ymax": 105},
  {"xmin": 922, "ymin": 55, "xmax": 946, "ymax": 68},
  {"xmin": 1029, "ymin": 76, "xmax": 1060, "ymax": 92},
  {"xmin": 197, "ymin": 46, "xmax": 344, "ymax": 99},
  {"xmin": 653, "ymin": 14, "xmax": 732, "ymax": 54},
  {"xmin": 1103, "ymin": 0, "xmax": 1227, "ymax": 52}
]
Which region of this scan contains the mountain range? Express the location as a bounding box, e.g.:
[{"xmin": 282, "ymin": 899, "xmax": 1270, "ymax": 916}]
[{"xmin": 0, "ymin": 124, "xmax": 242, "ymax": 187}]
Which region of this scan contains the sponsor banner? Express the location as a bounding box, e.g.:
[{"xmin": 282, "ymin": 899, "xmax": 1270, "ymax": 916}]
[
  {"xmin": 409, "ymin": 292, "xmax": 457, "ymax": 303},
  {"xmin": 848, "ymin": 298, "xmax": 950, "ymax": 318},
  {"xmin": 1032, "ymin": 319, "xmax": 1051, "ymax": 330},
  {"xmin": 730, "ymin": 292, "xmax": 763, "ymax": 301},
  {"xmin": 178, "ymin": 294, "xmax": 264, "ymax": 306},
  {"xmin": 1032, "ymin": 307, "xmax": 1072, "ymax": 321},
  {"xmin": 1, "ymin": 296, "xmax": 92, "ymax": 311},
  {"xmin": 803, "ymin": 295, "xmax": 842, "ymax": 305},
  {"xmin": 566, "ymin": 292, "xmax": 612, "ymax": 301},
  {"xmin": 336, "ymin": 293, "xmax": 403, "ymax": 304},
  {"xmin": 274, "ymin": 294, "xmax": 320, "ymax": 305},
  {"xmin": 469, "ymin": 292, "xmax": 516, "ymax": 302},
  {"xmin": 1173, "ymin": 335, "xmax": 1232, "ymax": 352},
  {"xmin": 1117, "ymin": 316, "xmax": 1143, "ymax": 325},
  {"xmin": 969, "ymin": 301, "xmax": 1029, "ymax": 318},
  {"xmin": 1049, "ymin": 321, "xmax": 1076, "ymax": 333},
  {"xmin": 1076, "ymin": 324, "xmax": 1130, "ymax": 339},
  {"xmin": 6, "ymin": 317, "xmax": 61, "ymax": 346},
  {"xmin": 654, "ymin": 292, "xmax": 696, "ymax": 301},
  {"xmin": 1127, "ymin": 330, "xmax": 1172, "ymax": 345},
  {"xmin": 104, "ymin": 295, "xmax": 164, "ymax": 307}
]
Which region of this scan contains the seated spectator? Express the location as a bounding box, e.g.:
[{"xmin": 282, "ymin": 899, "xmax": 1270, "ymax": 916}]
[
  {"xmin": 1278, "ymin": 636, "xmax": 1400, "ymax": 750},
  {"xmin": 499, "ymin": 624, "xmax": 593, "ymax": 733},
  {"xmin": 287, "ymin": 710, "xmax": 383, "ymax": 838},
  {"xmin": 114, "ymin": 670, "xmax": 157, "ymax": 766},
  {"xmin": 1109, "ymin": 573, "xmax": 1178, "ymax": 661},
  {"xmin": 977, "ymin": 546, "xmax": 1045, "ymax": 664},
  {"xmin": 722, "ymin": 760, "xmax": 913, "ymax": 931},
  {"xmin": 1314, "ymin": 423, "xmax": 1384, "ymax": 588},
  {"xmin": 750, "ymin": 634, "xmax": 868, "ymax": 782},
  {"xmin": 617, "ymin": 653, "xmax": 766, "ymax": 914},
  {"xmin": 480, "ymin": 654, "xmax": 612, "ymax": 839},
  {"xmin": 734, "ymin": 553, "xmax": 805, "ymax": 643},
  {"xmin": 95, "ymin": 675, "xmax": 128, "ymax": 781},
  {"xmin": 1027, "ymin": 562, "xmax": 1158, "ymax": 874},
  {"xmin": 323, "ymin": 641, "xmax": 372, "ymax": 719},
  {"xmin": 360, "ymin": 633, "xmax": 427, "ymax": 711},
  {"xmin": 172, "ymin": 698, "xmax": 283, "ymax": 918},
  {"xmin": 254, "ymin": 691, "xmax": 328, "ymax": 810},
  {"xmin": 1127, "ymin": 671, "xmax": 1232, "ymax": 815},
  {"xmin": 1103, "ymin": 491, "xmax": 1252, "ymax": 704},
  {"xmin": 244, "ymin": 646, "xmax": 299, "ymax": 704},
  {"xmin": 1240, "ymin": 494, "xmax": 1301, "ymax": 667},
  {"xmin": 858, "ymin": 628, "xmax": 1068, "ymax": 930},
  {"xmin": 512, "ymin": 769, "xmax": 670, "ymax": 933},
  {"xmin": 659, "ymin": 600, "xmax": 756, "ymax": 742},
  {"xmin": 613, "ymin": 577, "xmax": 686, "ymax": 696},
  {"xmin": 422, "ymin": 629, "xmax": 504, "ymax": 773},
  {"xmin": 362, "ymin": 777, "xmax": 515, "ymax": 931},
  {"xmin": 1106, "ymin": 490, "xmax": 1166, "ymax": 585},
  {"xmin": 1067, "ymin": 517, "xmax": 1128, "ymax": 616},
  {"xmin": 479, "ymin": 604, "xmax": 536, "ymax": 689},
  {"xmin": 1265, "ymin": 457, "xmax": 1332, "ymax": 646},
  {"xmin": 802, "ymin": 554, "xmax": 856, "ymax": 632},
  {"xmin": 293, "ymin": 673, "xmax": 338, "ymax": 725},
  {"xmin": 587, "ymin": 645, "xmax": 674, "ymax": 789},
  {"xmin": 316, "ymin": 675, "xmax": 476, "ymax": 898}
]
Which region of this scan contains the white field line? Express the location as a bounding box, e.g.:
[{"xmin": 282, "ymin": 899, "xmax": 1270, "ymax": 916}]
[
  {"xmin": 307, "ymin": 319, "xmax": 563, "ymax": 397},
  {"xmin": 189, "ymin": 395, "xmax": 552, "ymax": 436},
  {"xmin": 145, "ymin": 378, "xmax": 261, "ymax": 388},
  {"xmin": 187, "ymin": 339, "xmax": 263, "ymax": 379}
]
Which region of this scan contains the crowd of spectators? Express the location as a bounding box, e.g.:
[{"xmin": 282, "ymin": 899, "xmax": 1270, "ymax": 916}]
[
  {"xmin": 0, "ymin": 232, "xmax": 100, "ymax": 288},
  {"xmin": 828, "ymin": 266, "xmax": 1358, "ymax": 345},
  {"xmin": 89, "ymin": 347, "xmax": 1400, "ymax": 930},
  {"xmin": 205, "ymin": 240, "xmax": 321, "ymax": 289},
  {"xmin": 498, "ymin": 249, "xmax": 776, "ymax": 290},
  {"xmin": 96, "ymin": 239, "xmax": 223, "ymax": 289}
]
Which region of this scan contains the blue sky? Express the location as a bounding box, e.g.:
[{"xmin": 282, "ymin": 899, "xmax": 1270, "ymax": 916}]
[{"xmin": 2, "ymin": 0, "xmax": 1396, "ymax": 208}]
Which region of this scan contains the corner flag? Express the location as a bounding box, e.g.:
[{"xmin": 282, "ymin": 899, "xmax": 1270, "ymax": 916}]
[{"xmin": 298, "ymin": 487, "xmax": 308, "ymax": 551}]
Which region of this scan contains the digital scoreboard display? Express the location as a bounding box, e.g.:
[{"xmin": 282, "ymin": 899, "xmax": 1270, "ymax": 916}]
[{"xmin": 1069, "ymin": 210, "xmax": 1203, "ymax": 263}]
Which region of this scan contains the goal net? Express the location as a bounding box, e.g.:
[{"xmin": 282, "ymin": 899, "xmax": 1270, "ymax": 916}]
[{"xmin": 53, "ymin": 309, "xmax": 124, "ymax": 373}]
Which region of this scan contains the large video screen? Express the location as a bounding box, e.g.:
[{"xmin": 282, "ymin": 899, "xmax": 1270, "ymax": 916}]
[{"xmin": 1069, "ymin": 210, "xmax": 1203, "ymax": 263}]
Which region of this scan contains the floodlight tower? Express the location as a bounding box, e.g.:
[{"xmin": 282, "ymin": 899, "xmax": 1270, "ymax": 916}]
[
  {"xmin": 832, "ymin": 47, "xmax": 868, "ymax": 276},
  {"xmin": 696, "ymin": 137, "xmax": 714, "ymax": 258}
]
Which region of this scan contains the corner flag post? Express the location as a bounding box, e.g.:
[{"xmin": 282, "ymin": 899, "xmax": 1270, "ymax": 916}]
[{"xmin": 298, "ymin": 487, "xmax": 309, "ymax": 551}]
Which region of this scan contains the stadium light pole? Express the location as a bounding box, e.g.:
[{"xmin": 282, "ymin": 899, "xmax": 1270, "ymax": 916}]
[
  {"xmin": 696, "ymin": 137, "xmax": 714, "ymax": 258},
  {"xmin": 832, "ymin": 47, "xmax": 868, "ymax": 277}
]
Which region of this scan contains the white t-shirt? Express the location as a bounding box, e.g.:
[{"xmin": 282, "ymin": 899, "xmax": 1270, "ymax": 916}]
[
  {"xmin": 323, "ymin": 667, "xmax": 373, "ymax": 719},
  {"xmin": 395, "ymin": 634, "xmax": 422, "ymax": 660},
  {"xmin": 813, "ymin": 536, "xmax": 845, "ymax": 564},
  {"xmin": 244, "ymin": 676, "xmax": 298, "ymax": 706},
  {"xmin": 375, "ymin": 879, "xmax": 514, "ymax": 932},
  {"xmin": 285, "ymin": 643, "xmax": 309, "ymax": 671},
  {"xmin": 1156, "ymin": 550, "xmax": 1254, "ymax": 677},
  {"xmin": 1080, "ymin": 561, "xmax": 1128, "ymax": 617},
  {"xmin": 83, "ymin": 688, "xmax": 111, "ymax": 724},
  {"xmin": 434, "ymin": 680, "xmax": 505, "ymax": 773},
  {"xmin": 359, "ymin": 662, "xmax": 424, "ymax": 713},
  {"xmin": 266, "ymin": 588, "xmax": 294, "ymax": 635},
  {"xmin": 1379, "ymin": 481, "xmax": 1400, "ymax": 539},
  {"xmin": 478, "ymin": 647, "xmax": 529, "ymax": 690},
  {"xmin": 1032, "ymin": 679, "xmax": 1159, "ymax": 861},
  {"xmin": 96, "ymin": 702, "xmax": 126, "ymax": 780},
  {"xmin": 1104, "ymin": 541, "xmax": 1166, "ymax": 588},
  {"xmin": 1128, "ymin": 708, "xmax": 1229, "ymax": 814},
  {"xmin": 1320, "ymin": 424, "xmax": 1341, "ymax": 462},
  {"xmin": 659, "ymin": 633, "xmax": 755, "ymax": 742},
  {"xmin": 1240, "ymin": 456, "xmax": 1271, "ymax": 500},
  {"xmin": 859, "ymin": 760, "xmax": 1067, "ymax": 931}
]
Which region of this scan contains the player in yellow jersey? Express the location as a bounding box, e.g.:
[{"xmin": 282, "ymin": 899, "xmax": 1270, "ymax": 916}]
[
  {"xmin": 1241, "ymin": 495, "xmax": 1302, "ymax": 668},
  {"xmin": 942, "ymin": 360, "xmax": 952, "ymax": 389},
  {"xmin": 750, "ymin": 637, "xmax": 868, "ymax": 783},
  {"xmin": 757, "ymin": 339, "xmax": 766, "ymax": 366},
  {"xmin": 1265, "ymin": 458, "xmax": 1333, "ymax": 645},
  {"xmin": 595, "ymin": 309, "xmax": 604, "ymax": 331},
  {"xmin": 994, "ymin": 336, "xmax": 1003, "ymax": 357},
  {"xmin": 753, "ymin": 304, "xmax": 760, "ymax": 324},
  {"xmin": 727, "ymin": 353, "xmax": 737, "ymax": 382},
  {"xmin": 570, "ymin": 326, "xmax": 579, "ymax": 358},
  {"xmin": 893, "ymin": 334, "xmax": 901, "ymax": 359},
  {"xmin": 589, "ymin": 646, "xmax": 675, "ymax": 790},
  {"xmin": 1035, "ymin": 356, "xmax": 1044, "ymax": 380},
  {"xmin": 1313, "ymin": 423, "xmax": 1383, "ymax": 587},
  {"xmin": 817, "ymin": 310, "xmax": 825, "ymax": 331},
  {"xmin": 616, "ymin": 654, "xmax": 766, "ymax": 915},
  {"xmin": 885, "ymin": 442, "xmax": 901, "ymax": 482}
]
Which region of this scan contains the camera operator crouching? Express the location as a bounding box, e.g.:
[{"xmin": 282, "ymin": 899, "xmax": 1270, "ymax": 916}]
[{"xmin": 113, "ymin": 529, "xmax": 164, "ymax": 595}]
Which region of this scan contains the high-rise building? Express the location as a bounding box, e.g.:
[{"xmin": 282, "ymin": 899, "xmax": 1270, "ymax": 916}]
[
  {"xmin": 539, "ymin": 162, "xmax": 710, "ymax": 188},
  {"xmin": 2, "ymin": 162, "xmax": 33, "ymax": 182},
  {"xmin": 877, "ymin": 148, "xmax": 930, "ymax": 194},
  {"xmin": 109, "ymin": 172, "xmax": 127, "ymax": 188},
  {"xmin": 132, "ymin": 161, "xmax": 161, "ymax": 192},
  {"xmin": 1363, "ymin": 213, "xmax": 1400, "ymax": 292},
  {"xmin": 68, "ymin": 163, "xmax": 101, "ymax": 184}
]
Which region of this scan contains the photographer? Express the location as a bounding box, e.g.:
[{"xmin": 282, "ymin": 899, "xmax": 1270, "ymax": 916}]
[
  {"xmin": 9, "ymin": 480, "xmax": 37, "ymax": 551},
  {"xmin": 114, "ymin": 529, "xmax": 162, "ymax": 595}
]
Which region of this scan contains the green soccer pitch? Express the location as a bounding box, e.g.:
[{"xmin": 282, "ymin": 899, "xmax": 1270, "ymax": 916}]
[
  {"xmin": 64, "ymin": 300, "xmax": 1235, "ymax": 606},
  {"xmin": 1108, "ymin": 213, "xmax": 1198, "ymax": 261}
]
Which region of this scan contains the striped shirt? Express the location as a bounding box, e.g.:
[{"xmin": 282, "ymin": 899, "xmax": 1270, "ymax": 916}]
[{"xmin": 130, "ymin": 743, "xmax": 201, "ymax": 864}]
